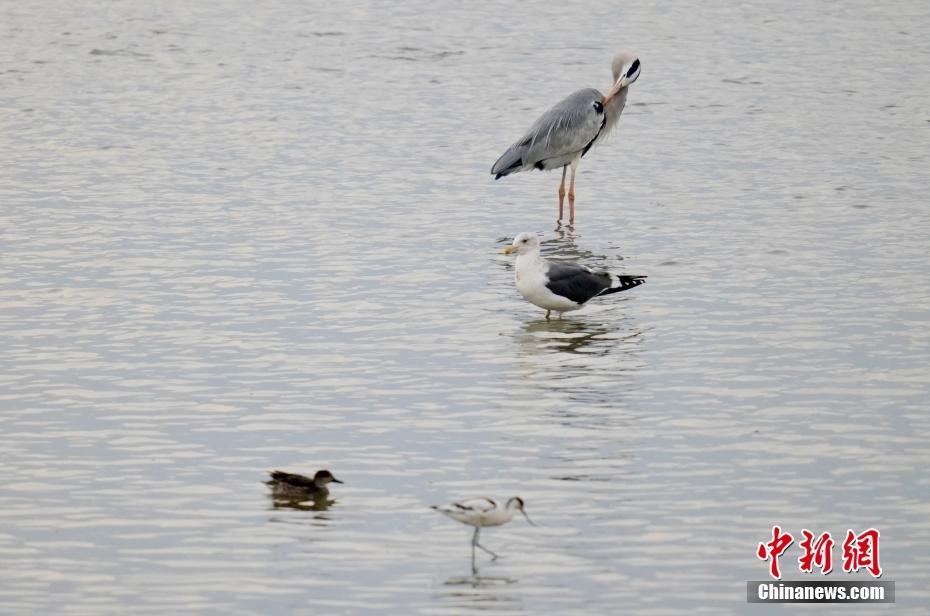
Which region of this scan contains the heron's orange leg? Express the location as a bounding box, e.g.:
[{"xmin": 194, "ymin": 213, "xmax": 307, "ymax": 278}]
[
  {"xmin": 557, "ymin": 166, "xmax": 567, "ymax": 221},
  {"xmin": 568, "ymin": 162, "xmax": 578, "ymax": 225}
]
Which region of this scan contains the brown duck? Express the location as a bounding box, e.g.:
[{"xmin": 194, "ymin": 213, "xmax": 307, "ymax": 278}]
[{"xmin": 265, "ymin": 469, "xmax": 343, "ymax": 500}]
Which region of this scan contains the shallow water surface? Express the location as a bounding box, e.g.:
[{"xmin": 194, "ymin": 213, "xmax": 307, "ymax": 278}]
[{"xmin": 1, "ymin": 1, "xmax": 929, "ymax": 614}]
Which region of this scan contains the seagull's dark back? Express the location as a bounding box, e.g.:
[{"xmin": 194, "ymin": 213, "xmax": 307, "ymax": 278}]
[{"xmin": 545, "ymin": 262, "xmax": 646, "ymax": 304}]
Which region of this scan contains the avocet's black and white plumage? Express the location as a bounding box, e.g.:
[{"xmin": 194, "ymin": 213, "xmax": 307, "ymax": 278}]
[
  {"xmin": 503, "ymin": 232, "xmax": 646, "ymax": 319},
  {"xmin": 432, "ymin": 497, "xmax": 535, "ymax": 569},
  {"xmin": 491, "ymin": 51, "xmax": 642, "ymax": 224}
]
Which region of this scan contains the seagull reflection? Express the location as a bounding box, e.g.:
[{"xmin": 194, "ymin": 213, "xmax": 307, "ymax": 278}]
[
  {"xmin": 510, "ymin": 315, "xmax": 645, "ymax": 408},
  {"xmin": 518, "ymin": 316, "xmax": 644, "ymax": 356},
  {"xmin": 522, "ymin": 317, "xmax": 610, "ymax": 355}
]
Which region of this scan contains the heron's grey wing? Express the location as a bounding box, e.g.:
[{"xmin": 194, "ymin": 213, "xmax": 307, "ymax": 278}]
[
  {"xmin": 545, "ymin": 262, "xmax": 612, "ymax": 305},
  {"xmin": 492, "ymin": 88, "xmax": 606, "ymax": 177}
]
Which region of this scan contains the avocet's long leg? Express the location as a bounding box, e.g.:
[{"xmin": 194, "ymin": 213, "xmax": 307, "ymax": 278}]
[{"xmin": 474, "ymin": 528, "xmax": 500, "ymax": 560}]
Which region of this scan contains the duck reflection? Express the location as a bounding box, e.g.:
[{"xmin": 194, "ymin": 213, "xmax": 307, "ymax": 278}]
[{"xmin": 270, "ymin": 495, "xmax": 336, "ymax": 512}]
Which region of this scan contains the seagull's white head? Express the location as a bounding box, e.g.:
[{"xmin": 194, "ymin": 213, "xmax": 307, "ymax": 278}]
[
  {"xmin": 506, "ymin": 496, "xmax": 535, "ymax": 525},
  {"xmin": 604, "ymin": 51, "xmax": 641, "ymax": 105},
  {"xmin": 502, "ymin": 232, "xmax": 540, "ymax": 256}
]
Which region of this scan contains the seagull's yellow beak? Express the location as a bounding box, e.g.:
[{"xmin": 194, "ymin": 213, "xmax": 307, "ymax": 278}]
[{"xmin": 503, "ymin": 246, "xmax": 517, "ymax": 255}]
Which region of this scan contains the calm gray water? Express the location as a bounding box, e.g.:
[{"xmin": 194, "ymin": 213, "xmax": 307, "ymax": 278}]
[{"xmin": 2, "ymin": 1, "xmax": 929, "ymax": 614}]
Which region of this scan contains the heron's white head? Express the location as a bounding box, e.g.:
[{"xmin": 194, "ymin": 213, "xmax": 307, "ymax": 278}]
[
  {"xmin": 506, "ymin": 496, "xmax": 536, "ymax": 525},
  {"xmin": 502, "ymin": 232, "xmax": 540, "ymax": 256},
  {"xmin": 604, "ymin": 51, "xmax": 641, "ymax": 105}
]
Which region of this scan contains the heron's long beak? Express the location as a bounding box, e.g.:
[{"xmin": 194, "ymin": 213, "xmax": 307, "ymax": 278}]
[
  {"xmin": 521, "ymin": 509, "xmax": 536, "ymax": 526},
  {"xmin": 602, "ymin": 75, "xmax": 631, "ymax": 107},
  {"xmin": 503, "ymin": 246, "xmax": 517, "ymax": 255}
]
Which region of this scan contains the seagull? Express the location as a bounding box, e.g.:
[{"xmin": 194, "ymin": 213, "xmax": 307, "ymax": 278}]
[
  {"xmin": 491, "ymin": 51, "xmax": 641, "ymax": 224},
  {"xmin": 265, "ymin": 469, "xmax": 343, "ymax": 500},
  {"xmin": 503, "ymin": 232, "xmax": 646, "ymax": 319},
  {"xmin": 432, "ymin": 497, "xmax": 534, "ymax": 569}
]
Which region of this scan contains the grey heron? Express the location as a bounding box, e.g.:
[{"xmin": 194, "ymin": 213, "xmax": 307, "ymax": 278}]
[{"xmin": 491, "ymin": 52, "xmax": 641, "ymax": 225}]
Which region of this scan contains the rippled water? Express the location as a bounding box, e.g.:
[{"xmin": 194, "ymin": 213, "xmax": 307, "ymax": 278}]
[{"xmin": 2, "ymin": 1, "xmax": 929, "ymax": 614}]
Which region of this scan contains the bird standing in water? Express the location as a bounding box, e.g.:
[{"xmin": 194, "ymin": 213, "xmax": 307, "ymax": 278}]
[
  {"xmin": 503, "ymin": 232, "xmax": 646, "ymax": 319},
  {"xmin": 432, "ymin": 497, "xmax": 535, "ymax": 571},
  {"xmin": 491, "ymin": 51, "xmax": 641, "ymax": 225}
]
